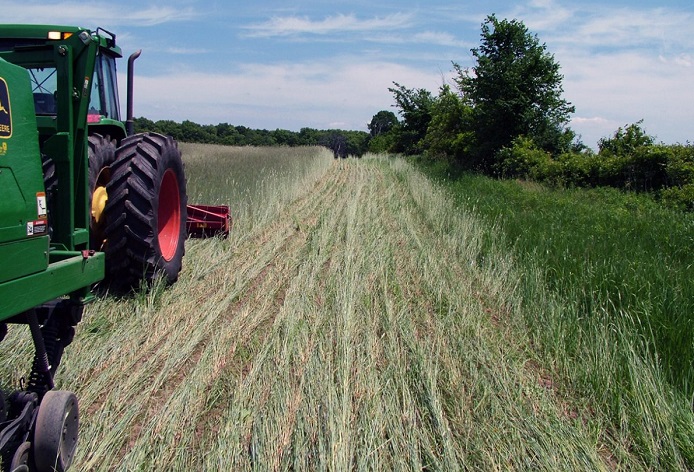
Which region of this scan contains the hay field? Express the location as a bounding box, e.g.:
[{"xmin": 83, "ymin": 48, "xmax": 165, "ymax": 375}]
[{"xmin": 0, "ymin": 145, "xmax": 686, "ymax": 470}]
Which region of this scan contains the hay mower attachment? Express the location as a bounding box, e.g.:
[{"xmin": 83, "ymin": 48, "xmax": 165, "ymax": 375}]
[{"xmin": 186, "ymin": 204, "xmax": 232, "ymax": 238}]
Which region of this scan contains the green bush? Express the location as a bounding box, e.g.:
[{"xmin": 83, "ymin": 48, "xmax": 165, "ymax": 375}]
[
  {"xmin": 554, "ymin": 151, "xmax": 600, "ymax": 187},
  {"xmin": 496, "ymin": 136, "xmax": 553, "ymax": 180},
  {"xmin": 660, "ymin": 183, "xmax": 694, "ymax": 211},
  {"xmin": 595, "ymin": 122, "xmax": 671, "ymax": 191},
  {"xmin": 665, "ymin": 144, "xmax": 694, "ymax": 187},
  {"xmin": 368, "ymin": 131, "xmax": 398, "ymax": 154},
  {"xmin": 618, "ymin": 145, "xmax": 670, "ymax": 191}
]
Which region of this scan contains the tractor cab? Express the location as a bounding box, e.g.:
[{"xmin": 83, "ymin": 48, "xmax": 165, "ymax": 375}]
[
  {"xmin": 0, "ymin": 26, "xmax": 126, "ymax": 141},
  {"xmin": 29, "ymin": 50, "xmax": 121, "ymax": 122}
]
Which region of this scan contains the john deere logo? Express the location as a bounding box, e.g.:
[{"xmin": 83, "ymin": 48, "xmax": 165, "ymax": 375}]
[{"xmin": 0, "ymin": 77, "xmax": 12, "ymax": 139}]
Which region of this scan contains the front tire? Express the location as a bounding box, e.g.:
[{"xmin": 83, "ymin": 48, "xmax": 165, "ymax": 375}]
[
  {"xmin": 104, "ymin": 133, "xmax": 187, "ymax": 292},
  {"xmin": 33, "ymin": 390, "xmax": 79, "ymax": 472}
]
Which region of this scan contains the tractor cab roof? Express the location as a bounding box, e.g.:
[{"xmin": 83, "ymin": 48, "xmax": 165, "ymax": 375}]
[{"xmin": 0, "ymin": 24, "xmax": 122, "ymax": 57}]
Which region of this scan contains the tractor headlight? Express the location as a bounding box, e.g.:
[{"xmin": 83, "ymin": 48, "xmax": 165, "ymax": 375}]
[{"xmin": 47, "ymin": 32, "xmax": 73, "ymax": 40}]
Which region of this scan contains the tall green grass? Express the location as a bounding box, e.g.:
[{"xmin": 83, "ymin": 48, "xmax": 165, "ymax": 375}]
[{"xmin": 417, "ymin": 160, "xmax": 694, "ymax": 467}]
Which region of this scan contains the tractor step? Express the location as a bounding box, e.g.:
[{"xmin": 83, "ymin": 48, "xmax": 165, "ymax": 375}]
[{"xmin": 186, "ymin": 204, "xmax": 231, "ymax": 238}]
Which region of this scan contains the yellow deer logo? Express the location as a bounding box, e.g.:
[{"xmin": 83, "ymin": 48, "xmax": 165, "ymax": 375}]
[{"xmin": 0, "ymin": 78, "xmax": 11, "ymax": 139}]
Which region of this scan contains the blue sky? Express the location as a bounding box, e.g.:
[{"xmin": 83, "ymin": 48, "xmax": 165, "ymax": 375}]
[{"xmin": 5, "ymin": 0, "xmax": 693, "ymax": 148}]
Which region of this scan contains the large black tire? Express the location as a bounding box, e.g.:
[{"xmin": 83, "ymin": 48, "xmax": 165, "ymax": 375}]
[
  {"xmin": 104, "ymin": 133, "xmax": 187, "ymax": 292},
  {"xmin": 88, "ymin": 134, "xmax": 117, "ymax": 250},
  {"xmin": 33, "ymin": 390, "xmax": 78, "ymax": 472}
]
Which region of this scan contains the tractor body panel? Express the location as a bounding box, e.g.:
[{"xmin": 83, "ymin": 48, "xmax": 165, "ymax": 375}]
[
  {"xmin": 0, "ymin": 56, "xmax": 50, "ymax": 285},
  {"xmin": 0, "ymin": 251, "xmax": 104, "ymax": 322}
]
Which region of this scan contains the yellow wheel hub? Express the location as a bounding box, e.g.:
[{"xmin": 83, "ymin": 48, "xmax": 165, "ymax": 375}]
[{"xmin": 91, "ymin": 186, "xmax": 108, "ymax": 224}]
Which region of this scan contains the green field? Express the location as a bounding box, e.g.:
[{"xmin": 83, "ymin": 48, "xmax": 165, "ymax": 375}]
[{"xmin": 1, "ymin": 145, "xmax": 692, "ymax": 470}]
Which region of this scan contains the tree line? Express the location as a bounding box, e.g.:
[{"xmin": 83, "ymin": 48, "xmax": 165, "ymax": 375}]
[
  {"xmin": 367, "ymin": 15, "xmax": 694, "ymax": 211},
  {"xmin": 133, "ymin": 117, "xmax": 370, "ymax": 158},
  {"xmin": 136, "ymin": 14, "xmax": 693, "ymax": 210}
]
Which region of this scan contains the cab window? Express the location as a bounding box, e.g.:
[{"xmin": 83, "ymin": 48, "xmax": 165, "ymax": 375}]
[
  {"xmin": 89, "ymin": 52, "xmax": 120, "ymax": 120},
  {"xmin": 29, "ymin": 67, "xmax": 57, "ymax": 115}
]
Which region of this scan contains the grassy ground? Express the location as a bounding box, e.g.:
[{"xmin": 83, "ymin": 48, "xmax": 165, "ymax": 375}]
[
  {"xmin": 0, "ymin": 147, "xmax": 691, "ymax": 470},
  {"xmin": 421, "ymin": 166, "xmax": 694, "ymax": 393},
  {"xmin": 417, "ymin": 159, "xmax": 694, "ymax": 469}
]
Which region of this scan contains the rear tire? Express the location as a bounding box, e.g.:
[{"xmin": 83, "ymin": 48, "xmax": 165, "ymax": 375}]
[
  {"xmin": 104, "ymin": 133, "xmax": 187, "ymax": 292},
  {"xmin": 33, "ymin": 390, "xmax": 78, "ymax": 472}
]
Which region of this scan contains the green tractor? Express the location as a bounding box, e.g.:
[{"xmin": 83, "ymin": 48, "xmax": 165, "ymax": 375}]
[{"xmin": 0, "ymin": 25, "xmax": 189, "ymax": 471}]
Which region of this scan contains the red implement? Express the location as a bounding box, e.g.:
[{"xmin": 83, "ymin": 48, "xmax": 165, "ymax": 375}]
[{"xmin": 186, "ymin": 204, "xmax": 232, "ymax": 238}]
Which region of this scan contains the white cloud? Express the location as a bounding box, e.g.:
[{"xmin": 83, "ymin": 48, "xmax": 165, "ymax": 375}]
[
  {"xmin": 567, "ymin": 9, "xmax": 692, "ymax": 52},
  {"xmin": 525, "ymin": 3, "xmax": 693, "ymax": 52},
  {"xmin": 411, "ymin": 31, "xmax": 466, "ymax": 48},
  {"xmin": 3, "ymin": 2, "xmax": 198, "ymax": 27},
  {"xmin": 356, "ymin": 31, "xmax": 469, "ymax": 50},
  {"xmin": 507, "ymin": 0, "xmax": 575, "ymax": 32},
  {"xmin": 124, "ymin": 59, "xmax": 444, "ymax": 131},
  {"xmin": 243, "ymin": 13, "xmax": 413, "ymax": 38},
  {"xmin": 560, "ymin": 49, "xmax": 694, "ymax": 147},
  {"xmin": 672, "ymin": 54, "xmax": 692, "ymax": 68},
  {"xmin": 167, "ymin": 47, "xmax": 209, "ymax": 55}
]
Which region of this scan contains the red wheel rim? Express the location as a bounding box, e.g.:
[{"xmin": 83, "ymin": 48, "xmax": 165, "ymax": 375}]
[{"xmin": 158, "ymin": 169, "xmax": 181, "ymax": 261}]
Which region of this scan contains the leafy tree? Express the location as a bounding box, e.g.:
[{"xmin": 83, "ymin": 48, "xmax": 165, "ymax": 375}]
[
  {"xmin": 272, "ymin": 128, "xmax": 299, "ymax": 146},
  {"xmin": 456, "ymin": 15, "xmax": 575, "ymax": 168},
  {"xmin": 216, "ymin": 122, "xmax": 243, "ymax": 145},
  {"xmin": 131, "ymin": 117, "xmax": 369, "ymax": 154},
  {"xmin": 388, "ymin": 82, "xmax": 435, "ymax": 155},
  {"xmin": 322, "ymin": 131, "xmax": 348, "ymax": 158},
  {"xmin": 598, "ymin": 120, "xmax": 654, "ymax": 156},
  {"xmin": 298, "ymin": 127, "xmax": 321, "ymax": 145},
  {"xmin": 244, "ymin": 128, "xmax": 275, "ymax": 146},
  {"xmin": 368, "ymin": 110, "xmax": 399, "ymax": 137},
  {"xmin": 367, "ymin": 110, "xmax": 399, "ymax": 153},
  {"xmin": 344, "ymin": 130, "xmax": 370, "ymax": 156},
  {"xmin": 180, "ymin": 120, "xmax": 206, "ymax": 142},
  {"xmin": 133, "ymin": 116, "xmax": 156, "ymax": 134},
  {"xmin": 424, "ymin": 85, "xmax": 475, "ymax": 162},
  {"xmin": 154, "ymin": 120, "xmax": 183, "ymax": 141},
  {"xmin": 368, "ymin": 132, "xmax": 397, "ymax": 154}
]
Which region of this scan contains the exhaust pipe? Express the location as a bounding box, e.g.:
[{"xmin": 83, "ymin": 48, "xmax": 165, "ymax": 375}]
[{"xmin": 126, "ymin": 49, "xmax": 142, "ymax": 136}]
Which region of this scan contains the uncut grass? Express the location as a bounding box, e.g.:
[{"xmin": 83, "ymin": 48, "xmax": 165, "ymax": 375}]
[
  {"xmin": 428, "ymin": 169, "xmax": 694, "ymax": 394},
  {"xmin": 181, "ymin": 143, "xmax": 332, "ymax": 236},
  {"xmin": 417, "ymin": 161, "xmax": 694, "ymax": 468}
]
